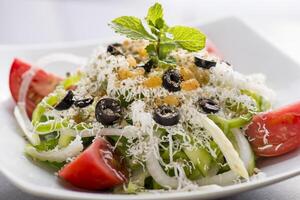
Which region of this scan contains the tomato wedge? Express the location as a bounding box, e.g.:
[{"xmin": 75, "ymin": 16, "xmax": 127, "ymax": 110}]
[
  {"xmin": 9, "ymin": 58, "xmax": 61, "ymax": 117},
  {"xmin": 59, "ymin": 138, "xmax": 127, "ymax": 190},
  {"xmin": 246, "ymin": 102, "xmax": 300, "ymax": 157}
]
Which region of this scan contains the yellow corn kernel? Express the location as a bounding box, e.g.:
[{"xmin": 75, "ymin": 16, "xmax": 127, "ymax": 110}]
[
  {"xmin": 127, "ymin": 55, "xmax": 137, "ymax": 67},
  {"xmin": 143, "ymin": 76, "xmax": 162, "ymax": 88},
  {"xmin": 138, "ymin": 47, "xmax": 148, "ymax": 58},
  {"xmin": 188, "ymin": 66, "xmax": 210, "ymax": 85},
  {"xmin": 163, "ymin": 95, "xmax": 180, "ymax": 106},
  {"xmin": 181, "ymin": 78, "xmax": 200, "ymax": 91},
  {"xmin": 180, "ymin": 67, "xmax": 194, "ymax": 81},
  {"xmin": 118, "ymin": 67, "xmax": 134, "ymax": 80}
]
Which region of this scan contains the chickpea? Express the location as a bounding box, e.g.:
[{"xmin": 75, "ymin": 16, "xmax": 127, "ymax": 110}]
[
  {"xmin": 143, "ymin": 76, "xmax": 162, "ymax": 88},
  {"xmin": 181, "ymin": 78, "xmax": 200, "ymax": 91}
]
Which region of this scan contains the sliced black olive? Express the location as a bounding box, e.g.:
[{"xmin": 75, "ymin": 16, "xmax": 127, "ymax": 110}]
[
  {"xmin": 140, "ymin": 59, "xmax": 155, "ymax": 73},
  {"xmin": 162, "ymin": 69, "xmax": 182, "ymax": 92},
  {"xmin": 55, "ymin": 90, "xmax": 74, "ymax": 110},
  {"xmin": 153, "ymin": 105, "xmax": 180, "ymax": 126},
  {"xmin": 107, "ymin": 43, "xmax": 123, "ymax": 56},
  {"xmin": 74, "ymin": 98, "xmax": 94, "ymax": 108},
  {"xmin": 95, "ymin": 98, "xmax": 122, "ymax": 125},
  {"xmin": 194, "ymin": 56, "xmax": 216, "ymax": 69},
  {"xmin": 111, "ymin": 43, "xmax": 122, "ymax": 47},
  {"xmin": 198, "ymin": 98, "xmax": 220, "ymax": 114}
]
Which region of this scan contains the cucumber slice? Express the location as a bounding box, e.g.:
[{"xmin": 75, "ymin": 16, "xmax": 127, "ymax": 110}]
[
  {"xmin": 58, "ymin": 134, "xmax": 74, "ymax": 148},
  {"xmin": 184, "ymin": 147, "xmax": 213, "ymax": 177}
]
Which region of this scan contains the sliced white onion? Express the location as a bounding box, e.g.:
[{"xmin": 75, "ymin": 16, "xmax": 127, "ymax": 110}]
[
  {"xmin": 196, "ymin": 170, "xmax": 239, "ymax": 186},
  {"xmin": 14, "ymin": 106, "xmax": 40, "ymax": 146},
  {"xmin": 196, "ymin": 128, "xmax": 255, "ymax": 186},
  {"xmin": 25, "ymin": 135, "xmax": 83, "ymax": 162},
  {"xmin": 146, "ymin": 152, "xmax": 178, "ymax": 189},
  {"xmin": 15, "ymin": 64, "xmax": 40, "ymax": 145},
  {"xmin": 35, "ymin": 53, "xmax": 87, "ymax": 67},
  {"xmin": 232, "ymin": 128, "xmax": 255, "ymax": 174},
  {"xmin": 18, "ymin": 67, "xmax": 37, "ymax": 104},
  {"xmin": 199, "ymin": 115, "xmax": 249, "ymax": 179}
]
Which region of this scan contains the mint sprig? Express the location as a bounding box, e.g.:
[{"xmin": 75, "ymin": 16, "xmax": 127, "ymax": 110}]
[{"xmin": 110, "ymin": 3, "xmax": 206, "ymax": 67}]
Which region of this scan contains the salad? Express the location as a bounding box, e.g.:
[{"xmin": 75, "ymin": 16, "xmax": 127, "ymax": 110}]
[{"xmin": 9, "ymin": 3, "xmax": 300, "ymax": 193}]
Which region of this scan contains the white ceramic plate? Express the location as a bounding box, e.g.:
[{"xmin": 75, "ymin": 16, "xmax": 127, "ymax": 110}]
[{"xmin": 0, "ymin": 17, "xmax": 299, "ymax": 200}]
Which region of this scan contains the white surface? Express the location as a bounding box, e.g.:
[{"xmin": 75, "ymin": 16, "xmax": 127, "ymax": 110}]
[
  {"xmin": 0, "ymin": 18, "xmax": 299, "ymax": 200},
  {"xmin": 0, "ymin": 0, "xmax": 300, "ymax": 199},
  {"xmin": 1, "ymin": 0, "xmax": 300, "ymax": 65}
]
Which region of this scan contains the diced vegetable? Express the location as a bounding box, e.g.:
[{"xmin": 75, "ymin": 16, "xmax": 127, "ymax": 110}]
[
  {"xmin": 246, "ymin": 102, "xmax": 300, "ymax": 156},
  {"xmin": 59, "ymin": 138, "xmax": 127, "ymax": 190},
  {"xmin": 184, "ymin": 147, "xmax": 213, "ymax": 177},
  {"xmin": 9, "ymin": 58, "xmax": 61, "ymax": 117}
]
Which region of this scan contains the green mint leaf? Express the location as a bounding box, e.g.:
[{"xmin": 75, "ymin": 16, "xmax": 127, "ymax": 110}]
[
  {"xmin": 168, "ymin": 26, "xmax": 206, "ymax": 52},
  {"xmin": 111, "ymin": 16, "xmax": 156, "ymax": 41},
  {"xmin": 145, "ymin": 44, "xmax": 157, "ymax": 57},
  {"xmin": 146, "ymin": 3, "xmax": 163, "ymax": 28},
  {"xmin": 158, "ymin": 59, "xmax": 176, "ymax": 69},
  {"xmin": 155, "ymin": 18, "xmax": 165, "ymax": 29}
]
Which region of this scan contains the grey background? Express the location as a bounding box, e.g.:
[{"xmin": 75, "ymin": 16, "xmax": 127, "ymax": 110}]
[{"xmin": 0, "ymin": 0, "xmax": 299, "ymax": 199}]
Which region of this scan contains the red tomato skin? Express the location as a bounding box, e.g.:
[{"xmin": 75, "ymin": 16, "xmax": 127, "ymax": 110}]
[
  {"xmin": 206, "ymin": 39, "xmax": 223, "ymax": 58},
  {"xmin": 9, "ymin": 58, "xmax": 61, "ymax": 117},
  {"xmin": 59, "ymin": 138, "xmax": 127, "ymax": 190},
  {"xmin": 246, "ymin": 102, "xmax": 300, "ymax": 157}
]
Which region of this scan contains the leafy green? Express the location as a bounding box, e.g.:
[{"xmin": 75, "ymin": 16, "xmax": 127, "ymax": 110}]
[
  {"xmin": 145, "ymin": 44, "xmax": 157, "ymax": 57},
  {"xmin": 241, "ymin": 89, "xmax": 271, "ymax": 112},
  {"xmin": 41, "ymin": 161, "xmax": 65, "ymax": 171},
  {"xmin": 110, "ymin": 3, "xmax": 206, "ymax": 68},
  {"xmin": 111, "ymin": 16, "xmax": 156, "ymax": 41},
  {"xmin": 35, "ymin": 133, "xmax": 59, "ymax": 151},
  {"xmin": 168, "ymin": 26, "xmax": 206, "ymax": 52},
  {"xmin": 146, "ymin": 2, "xmax": 163, "ymax": 28}
]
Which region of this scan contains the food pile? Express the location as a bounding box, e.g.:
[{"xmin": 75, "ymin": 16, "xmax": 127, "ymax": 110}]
[{"xmin": 9, "ymin": 2, "xmax": 300, "ymax": 193}]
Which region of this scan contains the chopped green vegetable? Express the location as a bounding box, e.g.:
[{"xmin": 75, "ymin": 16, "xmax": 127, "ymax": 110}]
[
  {"xmin": 34, "ymin": 119, "xmax": 69, "ymax": 133},
  {"xmin": 184, "ymin": 147, "xmax": 213, "ymax": 177},
  {"xmin": 62, "ymin": 72, "xmax": 82, "ymax": 89},
  {"xmin": 241, "ymin": 89, "xmax": 271, "ymax": 112},
  {"xmin": 58, "ymin": 134, "xmax": 74, "ymax": 148},
  {"xmin": 32, "ymin": 94, "xmax": 59, "ymax": 125},
  {"xmin": 35, "ymin": 136, "xmax": 58, "ymax": 151}
]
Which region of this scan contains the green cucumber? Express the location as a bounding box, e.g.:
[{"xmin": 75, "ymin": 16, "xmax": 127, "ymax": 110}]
[
  {"xmin": 184, "ymin": 147, "xmax": 213, "ymax": 177},
  {"xmin": 58, "ymin": 134, "xmax": 74, "ymax": 148}
]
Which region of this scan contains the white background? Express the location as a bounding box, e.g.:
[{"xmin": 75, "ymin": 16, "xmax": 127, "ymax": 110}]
[{"xmin": 0, "ymin": 0, "xmax": 299, "ymax": 199}]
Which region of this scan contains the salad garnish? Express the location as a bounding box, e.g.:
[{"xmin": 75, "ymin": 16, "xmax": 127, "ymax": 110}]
[{"xmin": 110, "ymin": 3, "xmax": 206, "ymax": 68}]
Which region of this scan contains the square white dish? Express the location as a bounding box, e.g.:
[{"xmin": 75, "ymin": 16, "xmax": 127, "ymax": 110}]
[{"xmin": 0, "ymin": 17, "xmax": 299, "ymax": 200}]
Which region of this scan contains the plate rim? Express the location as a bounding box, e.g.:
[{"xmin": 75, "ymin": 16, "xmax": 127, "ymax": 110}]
[{"xmin": 0, "ymin": 149, "xmax": 299, "ymax": 200}]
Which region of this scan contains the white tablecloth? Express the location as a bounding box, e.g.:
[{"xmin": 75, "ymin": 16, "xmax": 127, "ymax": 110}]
[{"xmin": 0, "ymin": 0, "xmax": 299, "ymax": 199}]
